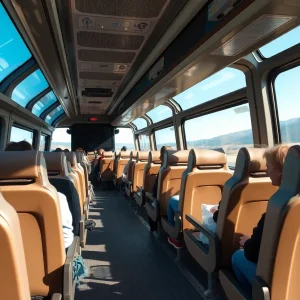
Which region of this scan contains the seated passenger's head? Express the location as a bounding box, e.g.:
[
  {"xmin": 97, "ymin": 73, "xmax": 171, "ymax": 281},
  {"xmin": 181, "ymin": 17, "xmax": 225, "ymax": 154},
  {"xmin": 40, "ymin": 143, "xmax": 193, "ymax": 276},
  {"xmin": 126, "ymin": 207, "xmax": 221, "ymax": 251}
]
[
  {"xmin": 54, "ymin": 148, "xmax": 62, "ymax": 152},
  {"xmin": 160, "ymin": 146, "xmax": 172, "ymax": 161},
  {"xmin": 121, "ymin": 146, "xmax": 127, "ymax": 151},
  {"xmin": 97, "ymin": 148, "xmax": 104, "ymax": 155},
  {"xmin": 63, "ymin": 149, "xmax": 70, "ymax": 152},
  {"xmin": 5, "ymin": 140, "xmax": 33, "ymax": 151},
  {"xmin": 263, "ymin": 145, "xmax": 290, "ymax": 186}
]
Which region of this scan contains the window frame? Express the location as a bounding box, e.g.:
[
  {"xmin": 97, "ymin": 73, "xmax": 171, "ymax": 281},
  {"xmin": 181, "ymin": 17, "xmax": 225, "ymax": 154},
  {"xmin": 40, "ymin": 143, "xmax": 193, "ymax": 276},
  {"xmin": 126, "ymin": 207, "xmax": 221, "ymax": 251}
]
[
  {"xmin": 145, "ymin": 104, "xmax": 173, "ymax": 124},
  {"xmin": 10, "ymin": 123, "xmax": 36, "ymax": 147},
  {"xmin": 137, "ymin": 133, "xmax": 150, "ymax": 151},
  {"xmin": 269, "ymin": 60, "xmax": 300, "ymax": 144},
  {"xmin": 154, "ymin": 124, "xmax": 177, "ymax": 151},
  {"xmin": 39, "ymin": 133, "xmax": 49, "ymax": 151}
]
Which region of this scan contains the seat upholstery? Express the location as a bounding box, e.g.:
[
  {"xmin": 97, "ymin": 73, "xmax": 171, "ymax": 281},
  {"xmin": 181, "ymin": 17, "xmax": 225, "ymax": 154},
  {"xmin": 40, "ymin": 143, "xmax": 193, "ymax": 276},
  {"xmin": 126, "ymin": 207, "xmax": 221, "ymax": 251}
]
[
  {"xmin": 0, "ymin": 192, "xmax": 31, "ymax": 300},
  {"xmin": 114, "ymin": 151, "xmax": 130, "ymax": 186},
  {"xmin": 146, "ymin": 150, "xmax": 189, "ymax": 222},
  {"xmin": 220, "ymin": 145, "xmax": 300, "ymax": 300},
  {"xmin": 125, "ymin": 151, "xmax": 148, "ymax": 197},
  {"xmin": 162, "ymin": 149, "xmax": 232, "ymax": 241},
  {"xmin": 135, "ymin": 151, "xmax": 161, "ymax": 207},
  {"xmin": 0, "ymin": 151, "xmax": 65, "ymax": 296},
  {"xmin": 99, "ymin": 151, "xmax": 114, "ymax": 182},
  {"xmin": 183, "ymin": 147, "xmax": 278, "ymax": 275},
  {"xmin": 75, "ymin": 151, "xmax": 89, "ymax": 196}
]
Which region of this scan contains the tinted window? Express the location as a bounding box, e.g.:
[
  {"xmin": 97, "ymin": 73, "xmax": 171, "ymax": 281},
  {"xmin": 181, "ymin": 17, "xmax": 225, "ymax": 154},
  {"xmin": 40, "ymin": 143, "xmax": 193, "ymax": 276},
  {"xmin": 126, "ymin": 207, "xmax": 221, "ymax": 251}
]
[
  {"xmin": 185, "ymin": 104, "xmax": 253, "ymax": 167},
  {"xmin": 32, "ymin": 91, "xmax": 56, "ymax": 117},
  {"xmin": 173, "ymin": 67, "xmax": 246, "ymax": 110},
  {"xmin": 0, "ymin": 3, "xmax": 31, "ymax": 83},
  {"xmin": 259, "ymin": 26, "xmax": 300, "ymax": 58},
  {"xmin": 51, "ymin": 128, "xmax": 71, "ymax": 151},
  {"xmin": 132, "ymin": 118, "xmax": 147, "ymax": 130},
  {"xmin": 139, "ymin": 134, "xmax": 150, "ymax": 151},
  {"xmin": 155, "ymin": 126, "xmax": 176, "ymax": 150},
  {"xmin": 45, "ymin": 105, "xmax": 64, "ymax": 124},
  {"xmin": 115, "ymin": 127, "xmax": 135, "ymax": 152},
  {"xmin": 12, "ymin": 69, "xmax": 49, "ymax": 107},
  {"xmin": 146, "ymin": 105, "xmax": 172, "ymax": 123},
  {"xmin": 10, "ymin": 125, "xmax": 33, "ymax": 145},
  {"xmin": 274, "ymin": 66, "xmax": 300, "ymax": 144},
  {"xmin": 39, "ymin": 134, "xmax": 47, "ymax": 151}
]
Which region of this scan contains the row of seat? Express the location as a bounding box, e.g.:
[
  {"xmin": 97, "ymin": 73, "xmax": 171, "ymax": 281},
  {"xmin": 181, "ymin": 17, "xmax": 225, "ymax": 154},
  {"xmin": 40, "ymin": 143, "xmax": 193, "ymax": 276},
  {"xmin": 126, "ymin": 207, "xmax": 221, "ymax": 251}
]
[
  {"xmin": 115, "ymin": 147, "xmax": 300, "ymax": 299},
  {"xmin": 0, "ymin": 150, "xmax": 93, "ymax": 299}
]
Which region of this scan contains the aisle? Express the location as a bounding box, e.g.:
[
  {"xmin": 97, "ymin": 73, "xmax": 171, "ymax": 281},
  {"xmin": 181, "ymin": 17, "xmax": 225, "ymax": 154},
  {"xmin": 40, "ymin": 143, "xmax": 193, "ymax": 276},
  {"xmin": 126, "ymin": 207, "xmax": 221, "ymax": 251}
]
[{"xmin": 75, "ymin": 188, "xmax": 203, "ymax": 300}]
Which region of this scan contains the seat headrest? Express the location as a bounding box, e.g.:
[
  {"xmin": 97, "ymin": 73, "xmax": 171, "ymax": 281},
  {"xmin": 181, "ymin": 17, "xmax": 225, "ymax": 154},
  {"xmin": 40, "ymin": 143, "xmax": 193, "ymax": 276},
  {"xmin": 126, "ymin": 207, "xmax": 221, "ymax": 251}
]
[
  {"xmin": 165, "ymin": 150, "xmax": 189, "ymax": 165},
  {"xmin": 103, "ymin": 151, "xmax": 113, "ymax": 158},
  {"xmin": 137, "ymin": 151, "xmax": 149, "ymax": 161},
  {"xmin": 64, "ymin": 152, "xmax": 77, "ymax": 167},
  {"xmin": 75, "ymin": 151, "xmax": 84, "ymax": 163},
  {"xmin": 149, "ymin": 151, "xmax": 161, "ymax": 163},
  {"xmin": 190, "ymin": 149, "xmax": 227, "ymax": 167},
  {"xmin": 120, "ymin": 151, "xmax": 130, "ymax": 159},
  {"xmin": 0, "ymin": 151, "xmax": 42, "ymax": 179},
  {"xmin": 234, "ymin": 148, "xmax": 267, "ymax": 178},
  {"xmin": 130, "ymin": 151, "xmax": 138, "ymax": 159},
  {"xmin": 43, "ymin": 152, "xmax": 68, "ymax": 174}
]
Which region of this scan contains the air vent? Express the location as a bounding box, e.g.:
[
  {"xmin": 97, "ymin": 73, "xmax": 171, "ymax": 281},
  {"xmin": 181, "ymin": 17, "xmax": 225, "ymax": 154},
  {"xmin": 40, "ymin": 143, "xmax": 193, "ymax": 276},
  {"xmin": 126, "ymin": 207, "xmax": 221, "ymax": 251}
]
[
  {"xmin": 82, "ymin": 88, "xmax": 114, "ymax": 97},
  {"xmin": 88, "ymin": 101, "xmax": 103, "ymax": 104}
]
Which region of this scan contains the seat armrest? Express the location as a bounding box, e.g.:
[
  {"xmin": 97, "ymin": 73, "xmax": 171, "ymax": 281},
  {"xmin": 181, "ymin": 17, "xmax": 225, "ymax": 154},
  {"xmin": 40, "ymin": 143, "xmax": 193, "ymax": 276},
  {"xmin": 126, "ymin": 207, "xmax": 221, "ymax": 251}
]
[
  {"xmin": 185, "ymin": 214, "xmax": 217, "ymax": 239},
  {"xmin": 80, "ymin": 215, "xmax": 87, "ymax": 248},
  {"xmin": 145, "ymin": 192, "xmax": 158, "ymax": 203},
  {"xmin": 136, "ymin": 186, "xmax": 142, "ymax": 191},
  {"xmin": 64, "ymin": 237, "xmax": 80, "ymax": 300},
  {"xmin": 51, "ymin": 293, "xmax": 62, "ymax": 300}
]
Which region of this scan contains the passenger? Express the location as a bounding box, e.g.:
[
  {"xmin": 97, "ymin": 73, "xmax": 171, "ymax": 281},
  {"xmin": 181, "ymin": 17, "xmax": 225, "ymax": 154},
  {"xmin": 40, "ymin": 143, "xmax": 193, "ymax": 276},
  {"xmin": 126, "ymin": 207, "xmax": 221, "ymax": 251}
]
[
  {"xmin": 121, "ymin": 146, "xmax": 127, "ymax": 151},
  {"xmin": 64, "ymin": 149, "xmax": 70, "ymax": 152},
  {"xmin": 231, "ymin": 145, "xmax": 289, "ymax": 291},
  {"xmin": 54, "ymin": 147, "xmax": 63, "ymax": 152},
  {"xmin": 92, "ymin": 148, "xmax": 104, "ymax": 180},
  {"xmin": 5, "ymin": 140, "xmax": 33, "ymax": 151}
]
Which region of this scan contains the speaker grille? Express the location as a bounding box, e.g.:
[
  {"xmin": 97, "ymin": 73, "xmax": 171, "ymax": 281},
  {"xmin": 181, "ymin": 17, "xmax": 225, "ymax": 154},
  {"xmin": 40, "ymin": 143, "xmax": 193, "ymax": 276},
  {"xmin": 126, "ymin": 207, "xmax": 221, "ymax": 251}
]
[
  {"xmin": 77, "ymin": 31, "xmax": 144, "ymax": 50},
  {"xmin": 78, "ymin": 49, "xmax": 136, "ymax": 63},
  {"xmin": 75, "ymin": 0, "xmax": 168, "ymax": 18},
  {"xmin": 79, "ymin": 72, "xmax": 124, "ymax": 80}
]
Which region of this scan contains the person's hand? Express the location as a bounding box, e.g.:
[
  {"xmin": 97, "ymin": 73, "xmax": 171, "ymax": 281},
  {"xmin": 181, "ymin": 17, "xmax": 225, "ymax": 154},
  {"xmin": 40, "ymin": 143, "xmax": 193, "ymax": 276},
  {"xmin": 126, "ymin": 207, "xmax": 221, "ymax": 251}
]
[
  {"xmin": 210, "ymin": 207, "xmax": 218, "ymax": 213},
  {"xmin": 239, "ymin": 235, "xmax": 251, "ymax": 247}
]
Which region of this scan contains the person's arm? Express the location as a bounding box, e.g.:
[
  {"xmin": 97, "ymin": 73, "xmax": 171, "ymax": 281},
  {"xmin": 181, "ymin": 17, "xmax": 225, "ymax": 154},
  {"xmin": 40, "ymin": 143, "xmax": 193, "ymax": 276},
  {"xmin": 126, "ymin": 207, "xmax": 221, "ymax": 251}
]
[{"xmin": 243, "ymin": 213, "xmax": 265, "ymax": 263}]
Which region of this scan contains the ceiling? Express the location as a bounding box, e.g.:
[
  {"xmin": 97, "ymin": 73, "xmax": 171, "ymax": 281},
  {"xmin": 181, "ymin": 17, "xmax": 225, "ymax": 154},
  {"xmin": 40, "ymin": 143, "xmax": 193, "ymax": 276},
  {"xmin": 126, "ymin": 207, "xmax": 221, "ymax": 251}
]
[{"xmin": 70, "ymin": 0, "xmax": 171, "ymax": 115}]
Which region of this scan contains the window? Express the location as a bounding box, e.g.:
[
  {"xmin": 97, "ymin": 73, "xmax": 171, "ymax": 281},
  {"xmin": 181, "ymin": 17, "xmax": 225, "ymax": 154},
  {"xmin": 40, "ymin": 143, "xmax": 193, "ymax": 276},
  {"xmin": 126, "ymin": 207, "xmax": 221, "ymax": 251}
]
[
  {"xmin": 184, "ymin": 104, "xmax": 253, "ymax": 167},
  {"xmin": 155, "ymin": 126, "xmax": 176, "ymax": 150},
  {"xmin": 114, "ymin": 127, "xmax": 135, "ymax": 152},
  {"xmin": 32, "ymin": 91, "xmax": 56, "ymax": 117},
  {"xmin": 12, "ymin": 69, "xmax": 49, "ymax": 107},
  {"xmin": 45, "ymin": 105, "xmax": 64, "ymax": 125},
  {"xmin": 39, "ymin": 134, "xmax": 47, "ymax": 151},
  {"xmin": 51, "ymin": 128, "xmax": 71, "ymax": 151},
  {"xmin": 274, "ymin": 66, "xmax": 300, "ymax": 144},
  {"xmin": 139, "ymin": 134, "xmax": 150, "ymax": 151},
  {"xmin": 132, "ymin": 118, "xmax": 147, "ymax": 130},
  {"xmin": 173, "ymin": 67, "xmax": 246, "ymax": 110},
  {"xmin": 10, "ymin": 125, "xmax": 33, "ymax": 145},
  {"xmin": 146, "ymin": 105, "xmax": 172, "ymax": 123},
  {"xmin": 259, "ymin": 26, "xmax": 300, "ymax": 58},
  {"xmin": 0, "ymin": 3, "xmax": 31, "ymax": 83}
]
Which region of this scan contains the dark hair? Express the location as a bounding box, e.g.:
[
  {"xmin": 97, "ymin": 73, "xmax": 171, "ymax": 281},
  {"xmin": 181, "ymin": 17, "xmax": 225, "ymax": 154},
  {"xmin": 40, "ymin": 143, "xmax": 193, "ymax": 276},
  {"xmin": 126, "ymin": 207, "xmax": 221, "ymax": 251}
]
[
  {"xmin": 53, "ymin": 148, "xmax": 62, "ymax": 152},
  {"xmin": 5, "ymin": 140, "xmax": 33, "ymax": 151},
  {"xmin": 121, "ymin": 146, "xmax": 127, "ymax": 151},
  {"xmin": 63, "ymin": 149, "xmax": 70, "ymax": 152}
]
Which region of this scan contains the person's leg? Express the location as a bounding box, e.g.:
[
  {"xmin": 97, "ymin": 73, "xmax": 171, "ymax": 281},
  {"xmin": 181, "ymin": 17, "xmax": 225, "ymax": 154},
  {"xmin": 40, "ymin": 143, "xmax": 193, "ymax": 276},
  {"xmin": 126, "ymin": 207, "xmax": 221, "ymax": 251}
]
[
  {"xmin": 167, "ymin": 195, "xmax": 180, "ymax": 225},
  {"xmin": 231, "ymin": 249, "xmax": 257, "ymax": 291}
]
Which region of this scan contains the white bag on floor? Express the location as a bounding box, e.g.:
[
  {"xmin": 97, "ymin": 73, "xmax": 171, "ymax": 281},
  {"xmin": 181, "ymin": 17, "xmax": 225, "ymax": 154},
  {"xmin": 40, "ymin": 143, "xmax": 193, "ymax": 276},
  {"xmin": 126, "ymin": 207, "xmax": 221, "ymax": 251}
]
[{"xmin": 197, "ymin": 204, "xmax": 218, "ymax": 245}]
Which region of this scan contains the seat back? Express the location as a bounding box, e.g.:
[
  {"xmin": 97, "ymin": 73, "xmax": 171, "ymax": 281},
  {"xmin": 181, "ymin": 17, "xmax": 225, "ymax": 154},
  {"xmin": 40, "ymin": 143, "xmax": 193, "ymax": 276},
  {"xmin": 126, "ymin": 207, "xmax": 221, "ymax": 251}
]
[
  {"xmin": 127, "ymin": 151, "xmax": 138, "ymax": 183},
  {"xmin": 100, "ymin": 151, "xmax": 114, "ymax": 181},
  {"xmin": 253, "ymin": 145, "xmax": 300, "ymax": 300},
  {"xmin": 0, "ymin": 192, "xmax": 31, "ymax": 300},
  {"xmin": 158, "ymin": 150, "xmax": 189, "ymax": 216},
  {"xmin": 43, "ymin": 152, "xmax": 70, "ymax": 179},
  {"xmin": 132, "ymin": 151, "xmax": 149, "ymax": 192},
  {"xmin": 216, "ymin": 148, "xmax": 278, "ymax": 269},
  {"xmin": 143, "ymin": 151, "xmax": 161, "ymax": 193},
  {"xmin": 76, "ymin": 151, "xmax": 88, "ymax": 196},
  {"xmin": 0, "ymin": 151, "xmax": 65, "ymax": 296},
  {"xmin": 65, "ymin": 152, "xmax": 85, "ymax": 212},
  {"xmin": 180, "ymin": 149, "xmax": 233, "ymax": 230},
  {"xmin": 87, "ymin": 151, "xmax": 96, "ymax": 162},
  {"xmin": 115, "ymin": 151, "xmax": 130, "ymax": 184}
]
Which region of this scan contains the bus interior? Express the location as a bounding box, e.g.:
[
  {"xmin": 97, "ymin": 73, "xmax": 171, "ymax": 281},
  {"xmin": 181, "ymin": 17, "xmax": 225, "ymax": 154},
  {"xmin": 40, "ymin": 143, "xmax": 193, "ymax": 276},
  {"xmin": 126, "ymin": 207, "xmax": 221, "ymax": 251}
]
[{"xmin": 1, "ymin": 0, "xmax": 300, "ymax": 299}]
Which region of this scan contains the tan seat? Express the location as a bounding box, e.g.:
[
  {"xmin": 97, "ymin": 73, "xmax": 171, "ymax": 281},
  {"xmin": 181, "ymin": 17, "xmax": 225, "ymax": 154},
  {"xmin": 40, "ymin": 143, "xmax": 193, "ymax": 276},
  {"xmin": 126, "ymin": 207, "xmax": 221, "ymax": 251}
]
[
  {"xmin": 125, "ymin": 151, "xmax": 148, "ymax": 197},
  {"xmin": 183, "ymin": 147, "xmax": 277, "ymax": 297},
  {"xmin": 220, "ymin": 145, "xmax": 300, "ymax": 300},
  {"xmin": 113, "ymin": 151, "xmax": 130, "ymax": 187},
  {"xmin": 99, "ymin": 151, "xmax": 114, "ymax": 182},
  {"xmin": 145, "ymin": 150, "xmax": 189, "ymax": 223},
  {"xmin": 135, "ymin": 151, "xmax": 161, "ymax": 207},
  {"xmin": 124, "ymin": 151, "xmax": 138, "ymax": 196},
  {"xmin": 0, "ymin": 192, "xmax": 31, "ymax": 300},
  {"xmin": 0, "ymin": 151, "xmax": 79, "ymax": 299},
  {"xmin": 162, "ymin": 149, "xmax": 232, "ymax": 242}
]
